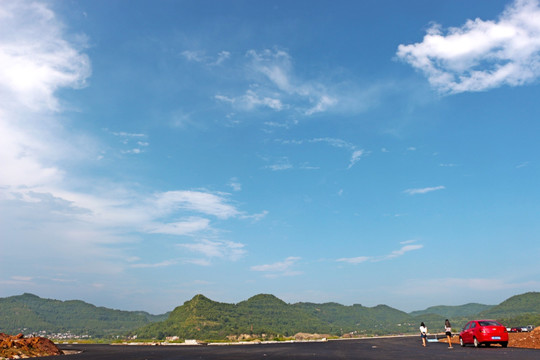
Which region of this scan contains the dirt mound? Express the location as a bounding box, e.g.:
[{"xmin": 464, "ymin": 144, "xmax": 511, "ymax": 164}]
[
  {"xmin": 509, "ymin": 330, "xmax": 540, "ymax": 349},
  {"xmin": 0, "ymin": 333, "xmax": 63, "ymax": 359},
  {"xmin": 294, "ymin": 333, "xmax": 330, "ymax": 340},
  {"xmin": 443, "ymin": 330, "xmax": 540, "ymax": 349}
]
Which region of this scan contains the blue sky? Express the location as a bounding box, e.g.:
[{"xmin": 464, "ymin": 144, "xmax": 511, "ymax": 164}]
[{"xmin": 1, "ymin": 0, "xmax": 539, "ymax": 314}]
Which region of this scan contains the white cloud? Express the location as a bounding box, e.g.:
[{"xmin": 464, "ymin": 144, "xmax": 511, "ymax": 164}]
[
  {"xmin": 215, "ymin": 51, "xmax": 231, "ymax": 65},
  {"xmin": 310, "ymin": 138, "xmax": 368, "ymax": 169},
  {"xmin": 397, "ymin": 0, "xmax": 540, "ymax": 94},
  {"xmin": 247, "ymin": 49, "xmax": 293, "ymax": 91},
  {"xmin": 213, "ymin": 49, "xmax": 342, "ymax": 116},
  {"xmin": 110, "ymin": 131, "xmax": 146, "ymax": 138},
  {"xmin": 228, "ymin": 178, "xmax": 242, "ymax": 192},
  {"xmin": 304, "ymin": 94, "xmax": 338, "ymax": 115},
  {"xmin": 182, "ymin": 50, "xmax": 206, "ymax": 62},
  {"xmin": 404, "ymin": 185, "xmax": 445, "ymax": 195},
  {"xmin": 384, "ymin": 244, "xmax": 424, "ymax": 260},
  {"xmin": 178, "ymin": 239, "xmax": 246, "ymax": 262},
  {"xmin": 337, "ymin": 256, "xmax": 370, "ymax": 264},
  {"xmin": 400, "ymin": 239, "xmax": 417, "ymax": 245},
  {"xmin": 264, "ymin": 157, "xmax": 293, "ymax": 171},
  {"xmin": 0, "ymin": 2, "xmax": 91, "ymax": 113},
  {"xmin": 147, "ymin": 217, "xmax": 210, "ymax": 236},
  {"xmin": 2, "ymin": 32, "xmax": 251, "ymax": 275},
  {"xmin": 251, "ymin": 256, "xmax": 302, "ymax": 277},
  {"xmin": 337, "ymin": 242, "xmax": 423, "ymax": 265},
  {"xmin": 309, "ymin": 137, "xmax": 355, "ymax": 150},
  {"xmin": 280, "ymin": 137, "xmax": 366, "ymax": 170},
  {"xmin": 107, "ymin": 130, "xmax": 149, "ymax": 155},
  {"xmin": 154, "ymin": 190, "xmax": 240, "ymax": 219},
  {"xmin": 240, "ymin": 210, "xmax": 269, "ymax": 222},
  {"xmin": 395, "ymin": 277, "xmax": 540, "ymax": 296},
  {"xmin": 215, "ymin": 89, "xmax": 284, "ymax": 111},
  {"xmin": 348, "ymin": 149, "xmax": 365, "ymax": 169},
  {"xmin": 182, "ymin": 50, "xmax": 231, "ymax": 66},
  {"xmin": 0, "ymin": 1, "xmax": 92, "ymax": 190},
  {"xmin": 131, "ymin": 259, "xmax": 179, "ymax": 268}
]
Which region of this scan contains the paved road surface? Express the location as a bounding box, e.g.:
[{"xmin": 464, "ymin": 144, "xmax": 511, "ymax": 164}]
[{"xmin": 42, "ymin": 337, "xmax": 539, "ymax": 359}]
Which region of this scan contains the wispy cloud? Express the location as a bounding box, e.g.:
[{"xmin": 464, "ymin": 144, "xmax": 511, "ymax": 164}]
[
  {"xmin": 397, "ymin": 0, "xmax": 540, "ymax": 94},
  {"xmin": 228, "ymin": 178, "xmax": 242, "ymax": 192},
  {"xmin": 251, "ymin": 256, "xmax": 302, "ymax": 278},
  {"xmin": 216, "ymin": 90, "xmax": 284, "ymax": 111},
  {"xmin": 153, "ymin": 190, "xmax": 241, "ymax": 219},
  {"xmin": 279, "ymin": 137, "xmax": 367, "ymax": 169},
  {"xmin": 182, "ymin": 50, "xmax": 231, "ymax": 66},
  {"xmin": 131, "ymin": 259, "xmax": 179, "ymax": 268},
  {"xmin": 212, "ymin": 49, "xmax": 359, "ymax": 117},
  {"xmin": 0, "ymin": 1, "xmax": 91, "ymax": 113},
  {"xmin": 336, "ymin": 256, "xmax": 370, "ymax": 264},
  {"xmin": 107, "ymin": 130, "xmax": 149, "ymax": 155},
  {"xmin": 337, "ymin": 242, "xmax": 423, "ymax": 264},
  {"xmin": 0, "ymin": 1, "xmax": 92, "ymax": 189},
  {"xmin": 395, "ymin": 277, "xmax": 540, "ymax": 296},
  {"xmin": 263, "ymin": 156, "xmax": 293, "ymax": 171},
  {"xmin": 0, "ymin": 0, "xmax": 257, "ymax": 284},
  {"xmin": 177, "ymin": 239, "xmax": 246, "ymax": 264},
  {"xmin": 404, "ymin": 186, "xmax": 445, "ymax": 195},
  {"xmin": 348, "ymin": 150, "xmax": 365, "ymax": 169},
  {"xmin": 384, "ymin": 244, "xmax": 424, "ymax": 260},
  {"xmin": 147, "ymin": 217, "xmax": 210, "ymax": 236}
]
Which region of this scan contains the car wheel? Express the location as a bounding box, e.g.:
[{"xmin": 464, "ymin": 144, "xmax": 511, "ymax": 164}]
[
  {"xmin": 501, "ymin": 342, "xmax": 508, "ymax": 348},
  {"xmin": 459, "ymin": 337, "xmax": 465, "ymax": 347},
  {"xmin": 473, "ymin": 337, "xmax": 480, "ymax": 348}
]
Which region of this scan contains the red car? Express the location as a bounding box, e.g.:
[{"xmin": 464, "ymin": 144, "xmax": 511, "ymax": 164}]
[{"xmin": 459, "ymin": 320, "xmax": 508, "ymax": 348}]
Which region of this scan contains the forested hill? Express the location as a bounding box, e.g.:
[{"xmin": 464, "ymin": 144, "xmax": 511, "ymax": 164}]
[
  {"xmin": 133, "ymin": 294, "xmax": 331, "ymax": 340},
  {"xmin": 478, "ymin": 292, "xmax": 540, "ymax": 327},
  {"xmin": 2, "ymin": 292, "xmax": 539, "ymax": 340},
  {"xmin": 134, "ymin": 294, "xmax": 421, "ymax": 340},
  {"xmin": 409, "ymin": 303, "xmax": 494, "ymax": 318},
  {"xmin": 479, "ymin": 292, "xmax": 540, "ymax": 318},
  {"xmin": 0, "ymin": 293, "xmax": 167, "ymax": 336},
  {"xmin": 134, "ymin": 292, "xmax": 540, "ymax": 340}
]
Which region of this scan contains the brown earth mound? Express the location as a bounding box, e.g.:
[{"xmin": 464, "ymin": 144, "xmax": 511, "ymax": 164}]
[
  {"xmin": 508, "ymin": 327, "xmax": 540, "ymax": 349},
  {"xmin": 441, "ymin": 328, "xmax": 540, "ymax": 349},
  {"xmin": 294, "ymin": 333, "xmax": 331, "ymax": 341},
  {"xmin": 0, "ymin": 333, "xmax": 63, "ymax": 359}
]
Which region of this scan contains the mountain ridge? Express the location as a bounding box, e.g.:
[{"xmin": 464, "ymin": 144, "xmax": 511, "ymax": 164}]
[{"xmin": 1, "ymin": 292, "xmax": 539, "ymax": 340}]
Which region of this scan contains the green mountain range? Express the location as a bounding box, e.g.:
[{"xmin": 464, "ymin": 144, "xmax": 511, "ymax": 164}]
[
  {"xmin": 409, "ymin": 303, "xmax": 494, "ymax": 318},
  {"xmin": 0, "ymin": 293, "xmax": 167, "ymax": 337},
  {"xmin": 1, "ymin": 292, "xmax": 539, "ymax": 340}
]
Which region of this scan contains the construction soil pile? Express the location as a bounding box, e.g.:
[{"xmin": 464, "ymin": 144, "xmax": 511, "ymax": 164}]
[
  {"xmin": 444, "ymin": 326, "xmax": 540, "ymax": 349},
  {"xmin": 507, "ymin": 327, "xmax": 540, "ymax": 349},
  {"xmin": 0, "ymin": 333, "xmax": 63, "ymax": 359}
]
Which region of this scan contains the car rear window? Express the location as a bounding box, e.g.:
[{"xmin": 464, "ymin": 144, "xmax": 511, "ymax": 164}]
[{"xmin": 478, "ymin": 321, "xmax": 502, "ymax": 326}]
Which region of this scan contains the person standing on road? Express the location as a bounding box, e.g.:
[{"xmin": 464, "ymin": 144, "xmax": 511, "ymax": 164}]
[
  {"xmin": 445, "ymin": 319, "xmax": 453, "ymax": 348},
  {"xmin": 420, "ymin": 322, "xmax": 428, "ymax": 347}
]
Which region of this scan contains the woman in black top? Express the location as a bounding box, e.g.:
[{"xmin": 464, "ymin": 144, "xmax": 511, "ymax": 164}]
[{"xmin": 445, "ymin": 319, "xmax": 453, "ymax": 349}]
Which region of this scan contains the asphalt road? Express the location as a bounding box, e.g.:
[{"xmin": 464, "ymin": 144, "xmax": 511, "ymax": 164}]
[{"xmin": 42, "ymin": 337, "xmax": 539, "ymax": 360}]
